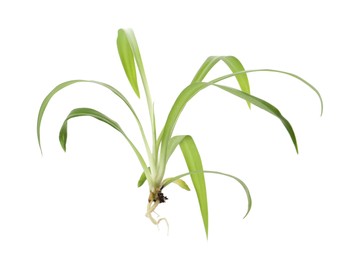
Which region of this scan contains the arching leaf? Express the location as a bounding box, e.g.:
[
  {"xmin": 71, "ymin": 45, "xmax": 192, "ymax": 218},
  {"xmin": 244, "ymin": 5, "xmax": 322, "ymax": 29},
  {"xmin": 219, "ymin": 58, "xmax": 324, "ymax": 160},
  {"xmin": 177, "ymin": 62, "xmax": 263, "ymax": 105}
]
[{"xmin": 59, "ymin": 107, "xmax": 152, "ymax": 185}]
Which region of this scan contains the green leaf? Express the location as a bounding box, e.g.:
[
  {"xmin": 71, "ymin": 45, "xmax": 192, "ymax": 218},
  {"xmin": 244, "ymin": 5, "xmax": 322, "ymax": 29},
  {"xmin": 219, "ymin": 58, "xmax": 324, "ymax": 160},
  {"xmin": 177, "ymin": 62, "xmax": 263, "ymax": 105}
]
[
  {"xmin": 162, "ymin": 170, "xmax": 252, "ymax": 219},
  {"xmin": 117, "ymin": 29, "xmax": 156, "ymax": 165},
  {"xmin": 162, "ymin": 135, "xmax": 208, "ymax": 238},
  {"xmin": 214, "ymin": 83, "xmax": 298, "ymax": 153},
  {"xmin": 158, "ymin": 69, "xmax": 323, "ymax": 176},
  {"xmin": 166, "ymin": 135, "xmax": 186, "ymax": 162},
  {"xmin": 117, "ymin": 29, "xmax": 152, "ymax": 99},
  {"xmin": 178, "ymin": 135, "xmax": 208, "ymax": 238},
  {"xmin": 37, "ymin": 80, "xmax": 151, "ymax": 158},
  {"xmin": 117, "ymin": 29, "xmax": 147, "ymax": 85},
  {"xmin": 138, "ymin": 172, "xmax": 147, "ymax": 187},
  {"xmin": 191, "ymin": 56, "xmax": 251, "ymax": 107},
  {"xmin": 211, "ymin": 69, "xmax": 323, "ymax": 116},
  {"xmin": 117, "ymin": 29, "xmax": 140, "ymax": 97},
  {"xmin": 173, "ymin": 179, "xmax": 190, "ymax": 191},
  {"xmin": 138, "ymin": 168, "xmax": 150, "ymax": 187},
  {"xmin": 59, "ymin": 107, "xmax": 152, "ymax": 185}
]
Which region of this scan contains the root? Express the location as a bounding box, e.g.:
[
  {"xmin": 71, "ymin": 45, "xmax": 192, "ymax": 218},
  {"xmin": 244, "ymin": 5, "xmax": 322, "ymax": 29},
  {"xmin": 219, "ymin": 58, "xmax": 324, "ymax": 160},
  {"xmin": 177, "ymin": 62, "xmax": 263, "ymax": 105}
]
[{"xmin": 145, "ymin": 199, "xmax": 169, "ymax": 235}]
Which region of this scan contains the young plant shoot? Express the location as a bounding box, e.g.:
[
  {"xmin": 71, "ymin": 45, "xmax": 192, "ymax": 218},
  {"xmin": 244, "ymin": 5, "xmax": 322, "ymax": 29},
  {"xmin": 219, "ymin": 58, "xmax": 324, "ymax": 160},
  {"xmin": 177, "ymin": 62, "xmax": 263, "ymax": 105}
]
[{"xmin": 37, "ymin": 28, "xmax": 323, "ymax": 238}]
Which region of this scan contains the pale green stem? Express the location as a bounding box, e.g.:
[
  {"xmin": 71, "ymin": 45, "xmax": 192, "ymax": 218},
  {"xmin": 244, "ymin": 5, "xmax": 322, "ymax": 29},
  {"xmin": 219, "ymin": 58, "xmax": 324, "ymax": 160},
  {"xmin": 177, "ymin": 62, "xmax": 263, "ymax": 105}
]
[{"xmin": 138, "ymin": 66, "xmax": 157, "ymax": 187}]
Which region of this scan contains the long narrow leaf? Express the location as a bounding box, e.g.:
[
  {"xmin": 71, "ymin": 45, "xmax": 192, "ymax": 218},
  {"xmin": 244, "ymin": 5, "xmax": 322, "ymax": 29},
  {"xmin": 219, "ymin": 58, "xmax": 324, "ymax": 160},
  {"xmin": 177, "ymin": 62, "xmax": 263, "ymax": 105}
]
[
  {"xmin": 191, "ymin": 56, "xmax": 251, "ymax": 107},
  {"xmin": 118, "ymin": 29, "xmax": 156, "ymax": 167},
  {"xmin": 158, "ymin": 69, "xmax": 323, "ymax": 177},
  {"xmin": 166, "ymin": 135, "xmax": 186, "ymax": 162},
  {"xmin": 37, "ymin": 80, "xmax": 151, "ymax": 160},
  {"xmin": 191, "ymin": 56, "xmax": 220, "ymax": 83},
  {"xmin": 160, "ymin": 135, "xmax": 209, "ymax": 237},
  {"xmin": 162, "ymin": 170, "xmax": 252, "ymax": 219},
  {"xmin": 209, "ymin": 69, "xmax": 323, "ymax": 115},
  {"xmin": 117, "ymin": 29, "xmax": 140, "ymax": 97},
  {"xmin": 214, "ymin": 83, "xmax": 298, "ymax": 152},
  {"xmin": 177, "ymin": 135, "xmax": 208, "ymax": 238},
  {"xmin": 59, "ymin": 107, "xmax": 152, "ymax": 185},
  {"xmin": 118, "ymin": 29, "xmax": 148, "ymax": 87}
]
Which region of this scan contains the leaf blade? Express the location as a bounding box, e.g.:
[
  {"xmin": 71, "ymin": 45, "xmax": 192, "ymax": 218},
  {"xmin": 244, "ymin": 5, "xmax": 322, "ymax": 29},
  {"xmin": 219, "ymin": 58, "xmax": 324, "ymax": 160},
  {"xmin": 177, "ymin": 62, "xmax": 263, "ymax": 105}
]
[
  {"xmin": 138, "ymin": 167, "xmax": 150, "ymax": 187},
  {"xmin": 162, "ymin": 170, "xmax": 252, "ymax": 219},
  {"xmin": 37, "ymin": 80, "xmax": 150, "ymax": 155},
  {"xmin": 222, "ymin": 56, "xmax": 251, "ymax": 98},
  {"xmin": 172, "ymin": 179, "xmax": 190, "ymax": 191},
  {"xmin": 117, "ymin": 29, "xmax": 140, "ymax": 97},
  {"xmin": 59, "ymin": 107, "xmax": 152, "ymax": 185},
  {"xmin": 163, "ymin": 135, "xmax": 208, "ymax": 237},
  {"xmin": 178, "ymin": 135, "xmax": 208, "ymax": 238},
  {"xmin": 158, "ymin": 69, "xmax": 322, "ymax": 177},
  {"xmin": 191, "ymin": 56, "xmax": 251, "ymax": 107},
  {"xmin": 214, "ymin": 83, "xmax": 298, "ymax": 153}
]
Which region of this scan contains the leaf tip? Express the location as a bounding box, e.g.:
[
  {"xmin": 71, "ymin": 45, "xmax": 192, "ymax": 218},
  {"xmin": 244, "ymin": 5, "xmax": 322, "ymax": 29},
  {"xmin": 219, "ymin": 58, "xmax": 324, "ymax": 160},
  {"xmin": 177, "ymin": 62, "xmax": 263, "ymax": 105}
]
[{"xmin": 243, "ymin": 210, "xmax": 250, "ymax": 219}]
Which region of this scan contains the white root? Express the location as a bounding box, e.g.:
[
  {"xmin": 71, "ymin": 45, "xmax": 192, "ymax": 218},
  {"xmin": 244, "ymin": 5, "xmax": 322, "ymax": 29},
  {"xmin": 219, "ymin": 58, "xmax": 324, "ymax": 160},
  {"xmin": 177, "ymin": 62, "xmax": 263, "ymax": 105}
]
[{"xmin": 145, "ymin": 200, "xmax": 169, "ymax": 235}]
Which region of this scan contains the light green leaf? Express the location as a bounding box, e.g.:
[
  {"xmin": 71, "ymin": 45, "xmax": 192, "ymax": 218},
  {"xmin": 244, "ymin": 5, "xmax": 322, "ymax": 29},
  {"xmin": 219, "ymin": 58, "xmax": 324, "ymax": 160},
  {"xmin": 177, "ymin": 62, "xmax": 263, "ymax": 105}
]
[
  {"xmin": 117, "ymin": 29, "xmax": 140, "ymax": 97},
  {"xmin": 162, "ymin": 170, "xmax": 252, "ymax": 219},
  {"xmin": 118, "ymin": 29, "xmax": 156, "ymax": 166},
  {"xmin": 210, "ymin": 69, "xmax": 323, "ymax": 115},
  {"xmin": 138, "ymin": 167, "xmax": 150, "ymax": 187},
  {"xmin": 166, "ymin": 135, "xmax": 186, "ymax": 162},
  {"xmin": 158, "ymin": 69, "xmax": 323, "ymax": 176},
  {"xmin": 138, "ymin": 172, "xmax": 147, "ymax": 187},
  {"xmin": 222, "ymin": 56, "xmax": 250, "ymax": 96},
  {"xmin": 162, "ymin": 135, "xmax": 208, "ymax": 238},
  {"xmin": 214, "ymin": 83, "xmax": 298, "ymax": 152},
  {"xmin": 191, "ymin": 56, "xmax": 251, "ymax": 107},
  {"xmin": 37, "ymin": 80, "xmax": 151, "ymax": 160},
  {"xmin": 173, "ymin": 179, "xmax": 190, "ymax": 191},
  {"xmin": 59, "ymin": 107, "xmax": 152, "ymax": 185}
]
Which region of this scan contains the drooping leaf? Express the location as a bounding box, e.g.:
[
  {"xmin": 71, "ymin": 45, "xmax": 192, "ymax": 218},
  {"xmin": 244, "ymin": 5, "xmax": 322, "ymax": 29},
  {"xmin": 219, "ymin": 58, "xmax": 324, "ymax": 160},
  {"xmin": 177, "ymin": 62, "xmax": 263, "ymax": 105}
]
[
  {"xmin": 161, "ymin": 135, "xmax": 208, "ymax": 237},
  {"xmin": 37, "ymin": 80, "xmax": 150, "ymax": 155},
  {"xmin": 191, "ymin": 56, "xmax": 251, "ymax": 107},
  {"xmin": 166, "ymin": 135, "xmax": 186, "ymax": 162},
  {"xmin": 158, "ymin": 69, "xmax": 323, "ymax": 176},
  {"xmin": 117, "ymin": 29, "xmax": 148, "ymax": 85},
  {"xmin": 162, "ymin": 170, "xmax": 252, "ymax": 219},
  {"xmin": 214, "ymin": 83, "xmax": 298, "ymax": 152},
  {"xmin": 177, "ymin": 135, "xmax": 208, "ymax": 238},
  {"xmin": 117, "ymin": 29, "xmax": 140, "ymax": 97},
  {"xmin": 210, "ymin": 69, "xmax": 323, "ymax": 115},
  {"xmin": 58, "ymin": 107, "xmax": 152, "ymax": 185},
  {"xmin": 222, "ymin": 56, "xmax": 250, "ymax": 96},
  {"xmin": 118, "ymin": 29, "xmax": 156, "ymax": 163}
]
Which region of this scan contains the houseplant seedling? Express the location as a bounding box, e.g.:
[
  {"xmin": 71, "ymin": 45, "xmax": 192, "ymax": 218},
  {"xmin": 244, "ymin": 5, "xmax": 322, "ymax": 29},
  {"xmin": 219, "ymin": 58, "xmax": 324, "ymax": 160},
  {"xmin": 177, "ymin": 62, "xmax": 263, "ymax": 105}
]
[{"xmin": 37, "ymin": 28, "xmax": 323, "ymax": 238}]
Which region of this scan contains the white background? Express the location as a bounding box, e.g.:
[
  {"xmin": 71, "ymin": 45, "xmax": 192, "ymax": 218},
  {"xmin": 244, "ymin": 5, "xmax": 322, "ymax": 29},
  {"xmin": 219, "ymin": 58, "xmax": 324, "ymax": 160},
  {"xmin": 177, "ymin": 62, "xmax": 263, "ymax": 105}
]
[{"xmin": 0, "ymin": 0, "xmax": 347, "ymax": 259}]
